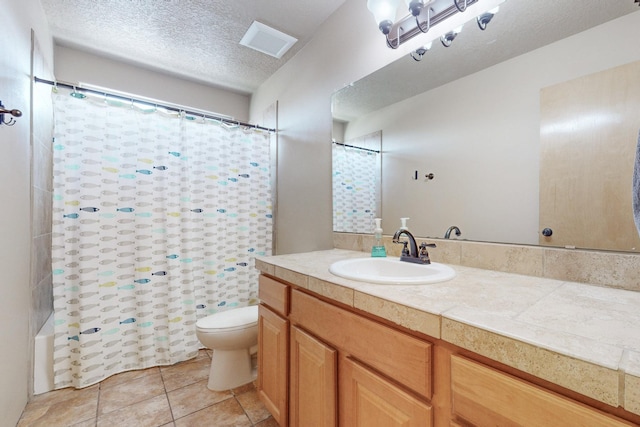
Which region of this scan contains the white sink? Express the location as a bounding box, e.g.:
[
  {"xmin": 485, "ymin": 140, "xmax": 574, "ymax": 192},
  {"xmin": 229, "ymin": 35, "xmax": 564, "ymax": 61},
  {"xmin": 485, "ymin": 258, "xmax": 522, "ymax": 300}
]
[{"xmin": 329, "ymin": 257, "xmax": 455, "ymax": 285}]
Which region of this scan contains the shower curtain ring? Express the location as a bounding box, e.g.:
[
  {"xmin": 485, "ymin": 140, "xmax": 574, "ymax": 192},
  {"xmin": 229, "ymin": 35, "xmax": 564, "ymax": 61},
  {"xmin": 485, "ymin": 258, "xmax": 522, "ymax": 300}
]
[{"xmin": 70, "ymin": 86, "xmax": 86, "ymax": 99}]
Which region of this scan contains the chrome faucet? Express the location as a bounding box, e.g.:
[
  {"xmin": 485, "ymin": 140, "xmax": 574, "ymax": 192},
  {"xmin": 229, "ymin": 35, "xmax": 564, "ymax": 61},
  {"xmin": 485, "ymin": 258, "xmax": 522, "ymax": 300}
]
[
  {"xmin": 392, "ymin": 228, "xmax": 436, "ymax": 264},
  {"xmin": 444, "ymin": 225, "xmax": 461, "ymax": 239}
]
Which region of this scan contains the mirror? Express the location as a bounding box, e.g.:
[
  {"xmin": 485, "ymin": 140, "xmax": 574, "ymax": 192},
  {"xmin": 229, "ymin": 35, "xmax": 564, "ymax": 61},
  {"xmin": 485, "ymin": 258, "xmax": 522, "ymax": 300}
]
[
  {"xmin": 332, "ymin": 0, "xmax": 640, "ymax": 252},
  {"xmin": 332, "ymin": 129, "xmax": 382, "ymax": 233}
]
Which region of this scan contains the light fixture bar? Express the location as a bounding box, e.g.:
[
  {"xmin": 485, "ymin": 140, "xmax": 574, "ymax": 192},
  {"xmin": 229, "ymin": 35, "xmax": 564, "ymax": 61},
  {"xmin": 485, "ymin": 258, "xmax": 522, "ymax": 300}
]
[{"xmin": 387, "ymin": 0, "xmax": 479, "ymax": 48}]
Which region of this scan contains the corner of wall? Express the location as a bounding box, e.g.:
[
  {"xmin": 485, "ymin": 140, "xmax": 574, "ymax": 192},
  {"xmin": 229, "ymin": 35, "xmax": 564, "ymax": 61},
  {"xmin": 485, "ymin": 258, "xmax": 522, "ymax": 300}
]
[{"xmin": 29, "ymin": 29, "xmax": 55, "ymax": 401}]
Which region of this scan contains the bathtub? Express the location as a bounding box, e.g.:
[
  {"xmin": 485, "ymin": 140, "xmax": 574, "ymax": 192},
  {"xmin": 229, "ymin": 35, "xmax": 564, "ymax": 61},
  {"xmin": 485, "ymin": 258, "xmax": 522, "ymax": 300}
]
[{"xmin": 34, "ymin": 312, "xmax": 54, "ymax": 394}]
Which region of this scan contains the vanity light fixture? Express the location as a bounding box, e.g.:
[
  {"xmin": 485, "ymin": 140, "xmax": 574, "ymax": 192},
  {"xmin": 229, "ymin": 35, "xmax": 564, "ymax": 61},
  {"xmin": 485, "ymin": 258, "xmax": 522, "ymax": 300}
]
[
  {"xmin": 367, "ymin": 0, "xmax": 504, "ymax": 49},
  {"xmin": 367, "ymin": 0, "xmax": 399, "ymax": 35},
  {"xmin": 410, "ymin": 41, "xmax": 433, "ymax": 61},
  {"xmin": 477, "ymin": 6, "xmax": 500, "ymax": 30},
  {"xmin": 440, "ymin": 25, "xmax": 463, "ymax": 47}
]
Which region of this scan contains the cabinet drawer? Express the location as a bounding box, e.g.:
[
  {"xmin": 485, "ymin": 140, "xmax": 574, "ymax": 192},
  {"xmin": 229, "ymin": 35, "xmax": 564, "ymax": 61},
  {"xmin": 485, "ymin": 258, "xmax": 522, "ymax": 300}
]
[
  {"xmin": 259, "ymin": 274, "xmax": 289, "ymax": 316},
  {"xmin": 450, "ymin": 355, "xmax": 633, "ymax": 426},
  {"xmin": 290, "ymin": 289, "xmax": 432, "ymax": 398}
]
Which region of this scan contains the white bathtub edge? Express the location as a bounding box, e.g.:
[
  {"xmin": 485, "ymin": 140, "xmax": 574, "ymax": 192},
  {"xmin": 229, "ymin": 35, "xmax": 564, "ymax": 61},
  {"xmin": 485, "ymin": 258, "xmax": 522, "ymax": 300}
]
[{"xmin": 34, "ymin": 312, "xmax": 55, "ymax": 395}]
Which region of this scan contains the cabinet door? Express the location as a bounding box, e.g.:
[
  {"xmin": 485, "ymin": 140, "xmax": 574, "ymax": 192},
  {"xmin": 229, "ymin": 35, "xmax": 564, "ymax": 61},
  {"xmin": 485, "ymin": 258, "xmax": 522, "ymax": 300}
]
[
  {"xmin": 340, "ymin": 356, "xmax": 433, "ymax": 427},
  {"xmin": 289, "ymin": 326, "xmax": 337, "ymax": 427},
  {"xmin": 258, "ymin": 304, "xmax": 289, "ymax": 427},
  {"xmin": 291, "ymin": 289, "xmax": 432, "ymax": 398},
  {"xmin": 450, "ymin": 355, "xmax": 634, "ymax": 427}
]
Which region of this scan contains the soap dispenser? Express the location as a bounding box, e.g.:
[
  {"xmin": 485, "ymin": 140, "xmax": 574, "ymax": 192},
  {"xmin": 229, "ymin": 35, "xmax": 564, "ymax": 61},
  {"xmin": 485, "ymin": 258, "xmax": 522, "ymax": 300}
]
[
  {"xmin": 371, "ymin": 218, "xmax": 387, "ymax": 257},
  {"xmin": 400, "ymin": 217, "xmax": 410, "ymax": 230}
]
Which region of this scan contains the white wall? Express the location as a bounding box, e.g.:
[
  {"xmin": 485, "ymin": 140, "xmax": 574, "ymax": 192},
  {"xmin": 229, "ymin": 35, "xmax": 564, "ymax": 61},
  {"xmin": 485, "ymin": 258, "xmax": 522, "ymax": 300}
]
[
  {"xmin": 250, "ymin": 0, "xmax": 431, "ymax": 254},
  {"xmin": 54, "ymin": 46, "xmax": 251, "ymax": 123},
  {"xmin": 343, "ymin": 11, "xmax": 640, "ymax": 245},
  {"xmin": 0, "ymin": 0, "xmax": 53, "ymax": 424},
  {"xmin": 251, "ymin": 0, "xmax": 640, "ymax": 251}
]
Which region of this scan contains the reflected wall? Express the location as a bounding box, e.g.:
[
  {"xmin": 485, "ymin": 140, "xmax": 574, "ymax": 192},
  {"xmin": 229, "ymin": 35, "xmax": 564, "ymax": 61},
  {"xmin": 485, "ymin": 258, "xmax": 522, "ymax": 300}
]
[{"xmin": 338, "ymin": 11, "xmax": 640, "ymax": 249}]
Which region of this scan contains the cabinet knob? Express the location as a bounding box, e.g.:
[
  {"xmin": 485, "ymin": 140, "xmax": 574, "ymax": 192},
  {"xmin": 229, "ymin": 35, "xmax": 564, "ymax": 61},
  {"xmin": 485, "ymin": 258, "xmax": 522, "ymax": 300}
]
[{"xmin": 541, "ymin": 228, "xmax": 553, "ymax": 237}]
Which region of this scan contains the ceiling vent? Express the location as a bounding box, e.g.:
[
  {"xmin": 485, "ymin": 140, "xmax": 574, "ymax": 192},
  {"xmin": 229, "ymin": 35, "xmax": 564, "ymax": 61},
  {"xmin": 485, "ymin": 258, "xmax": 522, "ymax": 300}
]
[{"xmin": 240, "ymin": 21, "xmax": 298, "ymax": 59}]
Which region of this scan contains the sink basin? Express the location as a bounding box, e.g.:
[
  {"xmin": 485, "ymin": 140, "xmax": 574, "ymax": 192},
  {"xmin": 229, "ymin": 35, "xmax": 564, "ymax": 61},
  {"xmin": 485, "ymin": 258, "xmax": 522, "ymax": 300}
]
[{"xmin": 329, "ymin": 257, "xmax": 455, "ymax": 285}]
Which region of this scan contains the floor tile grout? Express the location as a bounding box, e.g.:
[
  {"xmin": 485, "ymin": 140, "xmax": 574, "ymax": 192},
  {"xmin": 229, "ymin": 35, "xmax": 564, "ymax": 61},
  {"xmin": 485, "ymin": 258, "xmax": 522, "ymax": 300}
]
[
  {"xmin": 158, "ymin": 363, "xmax": 176, "ymax": 424},
  {"xmin": 19, "ymin": 350, "xmax": 276, "ymax": 427}
]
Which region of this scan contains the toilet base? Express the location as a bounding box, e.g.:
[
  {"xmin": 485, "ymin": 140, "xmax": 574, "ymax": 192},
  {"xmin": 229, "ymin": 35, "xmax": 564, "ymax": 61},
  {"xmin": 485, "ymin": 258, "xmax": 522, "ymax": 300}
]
[{"xmin": 207, "ymin": 348, "xmax": 257, "ymax": 391}]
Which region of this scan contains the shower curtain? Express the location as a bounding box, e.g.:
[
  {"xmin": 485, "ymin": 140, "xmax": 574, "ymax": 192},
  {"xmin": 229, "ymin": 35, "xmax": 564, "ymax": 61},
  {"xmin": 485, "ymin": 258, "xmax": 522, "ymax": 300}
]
[
  {"xmin": 51, "ymin": 87, "xmax": 272, "ymax": 389},
  {"xmin": 332, "ymin": 143, "xmax": 379, "ymax": 233}
]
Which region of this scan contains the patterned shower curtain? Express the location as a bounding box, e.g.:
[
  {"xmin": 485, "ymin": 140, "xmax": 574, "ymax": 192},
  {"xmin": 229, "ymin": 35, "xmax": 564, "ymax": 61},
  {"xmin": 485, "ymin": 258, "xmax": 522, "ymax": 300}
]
[
  {"xmin": 51, "ymin": 87, "xmax": 272, "ymax": 389},
  {"xmin": 332, "ymin": 143, "xmax": 379, "ymax": 233}
]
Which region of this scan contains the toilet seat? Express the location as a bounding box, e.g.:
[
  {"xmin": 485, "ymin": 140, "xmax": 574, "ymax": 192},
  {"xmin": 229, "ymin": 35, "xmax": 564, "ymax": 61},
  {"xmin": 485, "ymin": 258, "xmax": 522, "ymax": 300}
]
[{"xmin": 196, "ymin": 305, "xmax": 258, "ymax": 333}]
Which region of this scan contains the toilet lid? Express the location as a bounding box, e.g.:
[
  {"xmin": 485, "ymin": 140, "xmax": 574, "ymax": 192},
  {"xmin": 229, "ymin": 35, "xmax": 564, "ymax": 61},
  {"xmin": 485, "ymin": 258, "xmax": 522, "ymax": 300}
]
[{"xmin": 196, "ymin": 305, "xmax": 258, "ymax": 331}]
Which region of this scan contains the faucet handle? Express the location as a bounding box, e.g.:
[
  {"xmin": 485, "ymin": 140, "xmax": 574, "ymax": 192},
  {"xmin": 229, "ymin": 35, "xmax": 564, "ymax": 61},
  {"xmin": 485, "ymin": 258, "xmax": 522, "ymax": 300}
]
[
  {"xmin": 392, "ymin": 237, "xmax": 411, "ymax": 257},
  {"xmin": 418, "ymin": 242, "xmax": 435, "ymax": 264},
  {"xmin": 398, "ymin": 241, "xmax": 410, "ymax": 256}
]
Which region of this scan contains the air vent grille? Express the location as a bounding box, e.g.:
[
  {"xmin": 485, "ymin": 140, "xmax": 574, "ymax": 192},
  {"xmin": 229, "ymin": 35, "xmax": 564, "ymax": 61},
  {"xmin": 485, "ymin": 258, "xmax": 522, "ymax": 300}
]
[{"xmin": 239, "ymin": 21, "xmax": 297, "ymax": 59}]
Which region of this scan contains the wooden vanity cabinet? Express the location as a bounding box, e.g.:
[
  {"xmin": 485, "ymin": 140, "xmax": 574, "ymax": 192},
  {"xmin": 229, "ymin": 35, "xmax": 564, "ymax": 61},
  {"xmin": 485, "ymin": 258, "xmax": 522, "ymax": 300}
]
[
  {"xmin": 258, "ymin": 274, "xmax": 433, "ymax": 427},
  {"xmin": 340, "ymin": 356, "xmax": 432, "ymax": 426},
  {"xmin": 257, "ymin": 276, "xmax": 290, "ymax": 427},
  {"xmin": 258, "ymin": 273, "xmax": 637, "ymax": 427},
  {"xmin": 289, "ymin": 326, "xmax": 337, "ymax": 427},
  {"xmin": 289, "ymin": 288, "xmax": 433, "ymax": 399},
  {"xmin": 449, "ymin": 355, "xmax": 635, "ymax": 427},
  {"xmin": 290, "ymin": 288, "xmax": 434, "ymax": 427}
]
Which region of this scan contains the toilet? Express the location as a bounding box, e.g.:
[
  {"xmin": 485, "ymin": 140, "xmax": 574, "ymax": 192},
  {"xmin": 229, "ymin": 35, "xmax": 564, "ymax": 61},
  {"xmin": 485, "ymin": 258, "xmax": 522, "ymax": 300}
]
[{"xmin": 195, "ymin": 305, "xmax": 259, "ymax": 391}]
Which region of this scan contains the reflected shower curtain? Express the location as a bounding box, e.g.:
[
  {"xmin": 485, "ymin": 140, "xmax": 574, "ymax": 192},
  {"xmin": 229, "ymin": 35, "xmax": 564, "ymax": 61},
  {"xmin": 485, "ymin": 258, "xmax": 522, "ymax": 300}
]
[
  {"xmin": 51, "ymin": 87, "xmax": 272, "ymax": 388},
  {"xmin": 332, "ymin": 144, "xmax": 379, "ymax": 233}
]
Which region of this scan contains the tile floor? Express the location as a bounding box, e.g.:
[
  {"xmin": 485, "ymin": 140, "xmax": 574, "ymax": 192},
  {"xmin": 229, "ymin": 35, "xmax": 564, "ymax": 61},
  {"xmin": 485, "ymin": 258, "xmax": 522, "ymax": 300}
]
[{"xmin": 17, "ymin": 350, "xmax": 278, "ymax": 427}]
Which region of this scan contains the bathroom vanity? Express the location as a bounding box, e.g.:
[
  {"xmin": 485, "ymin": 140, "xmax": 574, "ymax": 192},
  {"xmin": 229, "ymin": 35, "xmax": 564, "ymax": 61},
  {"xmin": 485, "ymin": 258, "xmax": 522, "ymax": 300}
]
[{"xmin": 255, "ymin": 249, "xmax": 640, "ymax": 426}]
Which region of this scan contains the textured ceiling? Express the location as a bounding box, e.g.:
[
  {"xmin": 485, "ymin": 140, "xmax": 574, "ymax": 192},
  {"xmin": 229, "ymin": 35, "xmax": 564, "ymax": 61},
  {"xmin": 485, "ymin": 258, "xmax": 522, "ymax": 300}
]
[
  {"xmin": 40, "ymin": 0, "xmax": 640, "ymax": 101},
  {"xmin": 333, "ymin": 0, "xmax": 640, "ymax": 122},
  {"xmin": 40, "ymin": 0, "xmax": 348, "ymax": 94}
]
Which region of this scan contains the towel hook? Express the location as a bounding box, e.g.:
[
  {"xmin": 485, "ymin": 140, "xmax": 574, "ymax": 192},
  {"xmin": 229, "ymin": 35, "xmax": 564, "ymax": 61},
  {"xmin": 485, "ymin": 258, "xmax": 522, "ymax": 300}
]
[{"xmin": 0, "ymin": 100, "xmax": 22, "ymax": 126}]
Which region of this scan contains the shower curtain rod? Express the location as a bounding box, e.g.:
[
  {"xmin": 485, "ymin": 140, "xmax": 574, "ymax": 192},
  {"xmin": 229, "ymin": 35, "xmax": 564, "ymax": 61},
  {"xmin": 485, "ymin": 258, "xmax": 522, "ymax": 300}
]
[
  {"xmin": 34, "ymin": 76, "xmax": 277, "ymax": 133},
  {"xmin": 332, "ymin": 141, "xmax": 380, "ymax": 154}
]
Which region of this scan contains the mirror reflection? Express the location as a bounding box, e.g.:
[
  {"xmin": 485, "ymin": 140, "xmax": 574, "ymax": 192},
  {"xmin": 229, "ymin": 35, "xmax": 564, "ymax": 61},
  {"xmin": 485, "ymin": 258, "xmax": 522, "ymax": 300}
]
[
  {"xmin": 332, "ymin": 0, "xmax": 640, "ymax": 252},
  {"xmin": 332, "ymin": 129, "xmax": 382, "ymax": 233}
]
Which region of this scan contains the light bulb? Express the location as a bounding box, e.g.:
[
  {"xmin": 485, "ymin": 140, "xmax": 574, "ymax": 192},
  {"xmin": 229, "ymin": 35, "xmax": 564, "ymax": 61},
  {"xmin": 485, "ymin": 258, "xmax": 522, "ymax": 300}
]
[
  {"xmin": 410, "ymin": 41, "xmax": 433, "ymax": 61},
  {"xmin": 440, "ymin": 25, "xmax": 463, "ymax": 47},
  {"xmin": 477, "ymin": 7, "xmax": 499, "ymax": 30},
  {"xmin": 404, "ymin": 0, "xmax": 427, "ymax": 17},
  {"xmin": 367, "ymin": 0, "xmax": 400, "ymax": 33}
]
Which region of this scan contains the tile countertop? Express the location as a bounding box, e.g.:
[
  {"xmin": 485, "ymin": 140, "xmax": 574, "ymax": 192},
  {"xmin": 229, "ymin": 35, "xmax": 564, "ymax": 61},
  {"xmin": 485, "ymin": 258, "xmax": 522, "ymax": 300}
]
[{"xmin": 255, "ymin": 249, "xmax": 640, "ymax": 415}]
